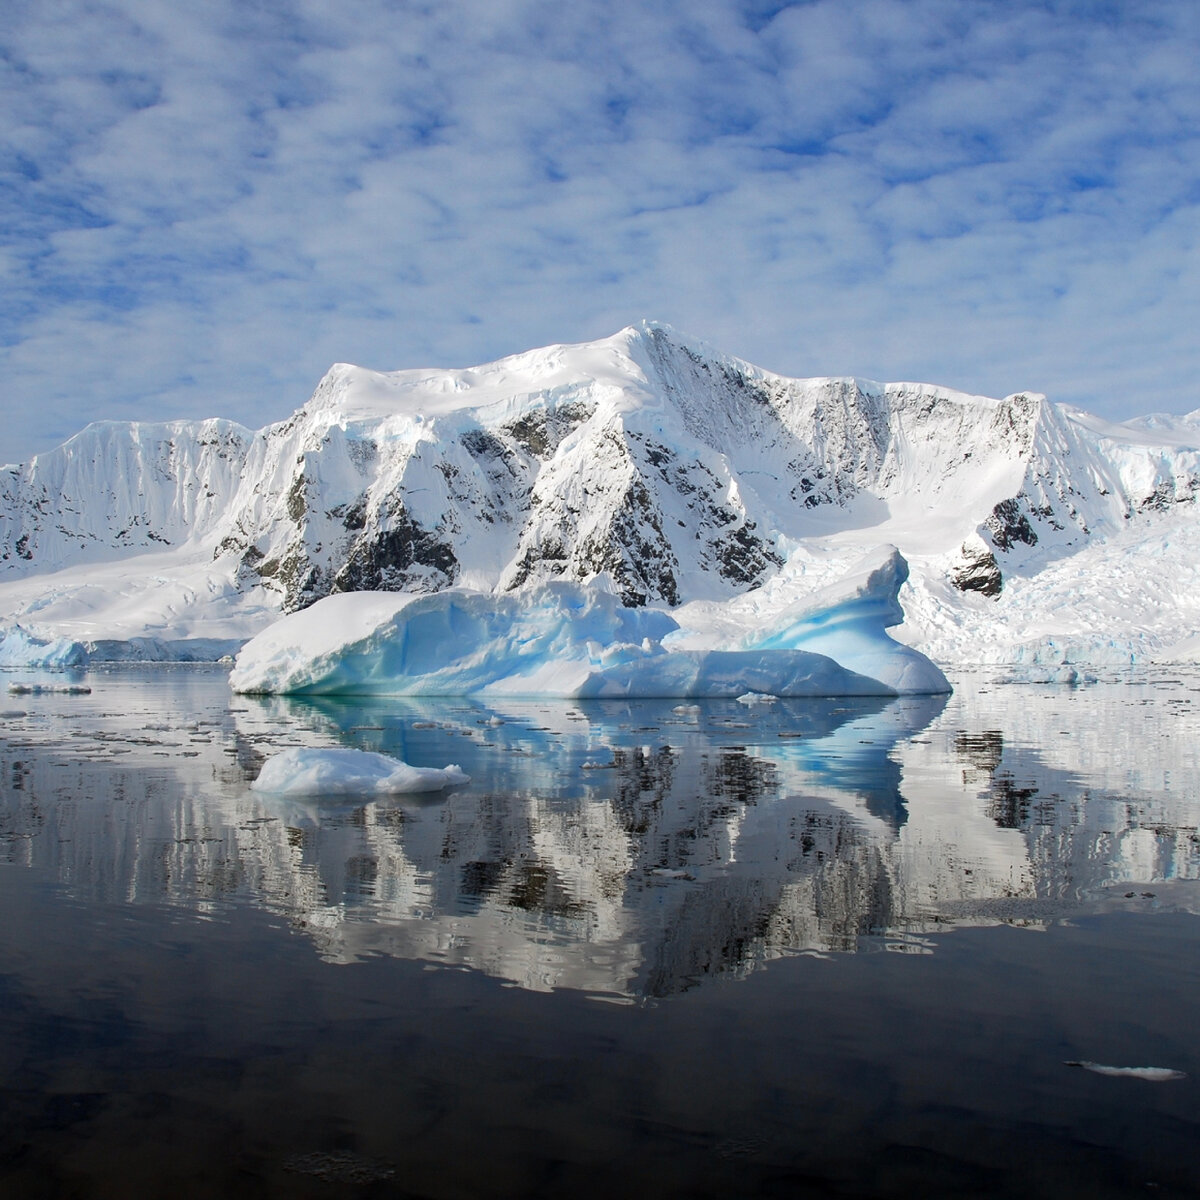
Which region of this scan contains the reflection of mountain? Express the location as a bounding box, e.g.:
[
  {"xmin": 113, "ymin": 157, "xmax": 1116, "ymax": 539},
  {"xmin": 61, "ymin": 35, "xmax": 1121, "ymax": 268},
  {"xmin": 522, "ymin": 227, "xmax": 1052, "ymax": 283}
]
[{"xmin": 1, "ymin": 670, "xmax": 1198, "ymax": 995}]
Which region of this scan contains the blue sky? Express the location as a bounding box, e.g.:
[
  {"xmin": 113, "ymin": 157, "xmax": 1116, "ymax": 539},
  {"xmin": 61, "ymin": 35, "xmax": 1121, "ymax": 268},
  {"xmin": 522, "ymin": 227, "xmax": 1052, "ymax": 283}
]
[{"xmin": 3, "ymin": 0, "xmax": 1198, "ymax": 462}]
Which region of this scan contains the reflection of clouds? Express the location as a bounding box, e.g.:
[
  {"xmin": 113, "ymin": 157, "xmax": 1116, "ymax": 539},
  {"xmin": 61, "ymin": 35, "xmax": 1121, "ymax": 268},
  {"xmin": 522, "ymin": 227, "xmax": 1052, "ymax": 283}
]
[{"xmin": 1, "ymin": 671, "xmax": 1199, "ymax": 995}]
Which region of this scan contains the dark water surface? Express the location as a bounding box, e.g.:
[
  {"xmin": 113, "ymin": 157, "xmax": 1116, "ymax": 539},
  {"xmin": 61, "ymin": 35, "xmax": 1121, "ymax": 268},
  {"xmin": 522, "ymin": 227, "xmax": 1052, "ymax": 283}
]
[{"xmin": 1, "ymin": 665, "xmax": 1198, "ymax": 1198}]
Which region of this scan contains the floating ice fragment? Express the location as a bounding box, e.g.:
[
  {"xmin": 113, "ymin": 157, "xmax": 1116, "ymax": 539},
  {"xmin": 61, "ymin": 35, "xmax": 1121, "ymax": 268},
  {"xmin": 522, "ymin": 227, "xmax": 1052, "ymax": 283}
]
[
  {"xmin": 1066, "ymin": 1061, "xmax": 1186, "ymax": 1081},
  {"xmin": 251, "ymin": 747, "xmax": 469, "ymax": 797}
]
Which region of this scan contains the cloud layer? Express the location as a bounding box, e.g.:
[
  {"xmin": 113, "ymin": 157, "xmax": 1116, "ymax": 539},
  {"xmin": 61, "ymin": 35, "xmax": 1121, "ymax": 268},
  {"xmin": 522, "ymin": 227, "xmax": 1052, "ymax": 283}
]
[{"xmin": 3, "ymin": 0, "xmax": 1198, "ymax": 460}]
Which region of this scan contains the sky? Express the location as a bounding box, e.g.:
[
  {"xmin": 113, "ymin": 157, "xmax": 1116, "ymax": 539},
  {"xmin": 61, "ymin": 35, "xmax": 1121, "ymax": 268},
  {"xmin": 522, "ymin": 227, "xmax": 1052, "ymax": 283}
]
[{"xmin": 3, "ymin": 0, "xmax": 1198, "ymax": 463}]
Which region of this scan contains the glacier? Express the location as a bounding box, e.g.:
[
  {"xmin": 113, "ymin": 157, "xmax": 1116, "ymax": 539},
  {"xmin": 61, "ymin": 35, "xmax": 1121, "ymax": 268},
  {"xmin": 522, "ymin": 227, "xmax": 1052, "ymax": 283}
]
[
  {"xmin": 3, "ymin": 321, "xmax": 1199, "ymax": 671},
  {"xmin": 229, "ymin": 548, "xmax": 949, "ymax": 697}
]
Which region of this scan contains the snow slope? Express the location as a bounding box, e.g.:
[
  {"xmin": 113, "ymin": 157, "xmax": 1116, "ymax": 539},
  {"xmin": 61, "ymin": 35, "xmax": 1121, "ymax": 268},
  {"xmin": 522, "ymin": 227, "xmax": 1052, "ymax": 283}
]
[{"xmin": 2, "ymin": 321, "xmax": 1199, "ymax": 667}]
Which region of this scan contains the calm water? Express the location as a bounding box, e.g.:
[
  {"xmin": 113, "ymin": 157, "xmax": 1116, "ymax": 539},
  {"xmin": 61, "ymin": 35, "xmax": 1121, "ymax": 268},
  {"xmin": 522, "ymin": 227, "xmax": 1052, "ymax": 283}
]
[{"xmin": 1, "ymin": 665, "xmax": 1198, "ymax": 1198}]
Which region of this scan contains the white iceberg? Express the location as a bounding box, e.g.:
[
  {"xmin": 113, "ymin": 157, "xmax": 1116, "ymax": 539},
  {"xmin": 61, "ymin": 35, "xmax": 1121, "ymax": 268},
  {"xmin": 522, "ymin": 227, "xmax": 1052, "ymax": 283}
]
[
  {"xmin": 230, "ymin": 548, "xmax": 949, "ymax": 698},
  {"xmin": 251, "ymin": 747, "xmax": 470, "ymax": 797}
]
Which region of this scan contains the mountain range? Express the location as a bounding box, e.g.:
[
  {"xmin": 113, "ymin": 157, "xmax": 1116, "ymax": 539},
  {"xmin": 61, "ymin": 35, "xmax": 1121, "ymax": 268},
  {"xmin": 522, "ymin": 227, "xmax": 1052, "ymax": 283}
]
[{"xmin": 3, "ymin": 321, "xmax": 1198, "ymax": 667}]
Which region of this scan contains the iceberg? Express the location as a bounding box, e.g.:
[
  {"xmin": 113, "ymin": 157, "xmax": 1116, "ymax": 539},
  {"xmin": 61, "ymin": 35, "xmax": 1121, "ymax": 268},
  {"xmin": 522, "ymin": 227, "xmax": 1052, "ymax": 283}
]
[
  {"xmin": 230, "ymin": 550, "xmax": 950, "ymax": 698},
  {"xmin": 251, "ymin": 747, "xmax": 469, "ymax": 797},
  {"xmin": 0, "ymin": 624, "xmax": 89, "ymax": 669}
]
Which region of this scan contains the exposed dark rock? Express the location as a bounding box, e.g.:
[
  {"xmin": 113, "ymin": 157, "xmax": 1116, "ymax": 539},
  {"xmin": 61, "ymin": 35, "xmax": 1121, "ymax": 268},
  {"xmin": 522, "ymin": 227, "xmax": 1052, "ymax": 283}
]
[
  {"xmin": 951, "ymin": 543, "xmax": 1003, "ymax": 597},
  {"xmin": 713, "ymin": 522, "xmax": 782, "ymax": 588},
  {"xmin": 1139, "ymin": 481, "xmax": 1189, "ymax": 512},
  {"xmin": 332, "ymin": 502, "xmax": 458, "ymax": 594},
  {"xmin": 234, "ymin": 543, "xmax": 264, "ymax": 586},
  {"xmin": 985, "ymin": 498, "xmax": 1038, "ymax": 551},
  {"xmin": 461, "ymin": 429, "xmax": 508, "ymax": 462},
  {"xmin": 501, "ymin": 401, "xmax": 593, "ymax": 459},
  {"xmin": 328, "ymin": 496, "xmax": 367, "ymax": 531},
  {"xmin": 608, "ymin": 478, "xmax": 680, "ymax": 606},
  {"xmin": 285, "ymin": 472, "xmax": 308, "ymax": 523},
  {"xmin": 262, "ymin": 543, "xmax": 330, "ymax": 612}
]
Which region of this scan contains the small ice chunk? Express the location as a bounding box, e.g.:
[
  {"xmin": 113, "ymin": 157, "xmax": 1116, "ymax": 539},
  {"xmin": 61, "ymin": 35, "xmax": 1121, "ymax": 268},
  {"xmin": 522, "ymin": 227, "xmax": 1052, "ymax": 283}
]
[
  {"xmin": 737, "ymin": 691, "xmax": 776, "ymax": 705},
  {"xmin": 1066, "ymin": 1061, "xmax": 1186, "ymax": 1081},
  {"xmin": 251, "ymin": 747, "xmax": 469, "ymax": 796}
]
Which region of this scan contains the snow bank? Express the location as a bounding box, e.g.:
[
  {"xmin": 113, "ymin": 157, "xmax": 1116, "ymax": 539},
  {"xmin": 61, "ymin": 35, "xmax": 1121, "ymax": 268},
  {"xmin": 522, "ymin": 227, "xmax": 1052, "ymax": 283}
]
[
  {"xmin": 251, "ymin": 747, "xmax": 469, "ymax": 797},
  {"xmin": 230, "ymin": 559, "xmax": 949, "ymax": 698},
  {"xmin": 0, "ymin": 625, "xmax": 88, "ymax": 669}
]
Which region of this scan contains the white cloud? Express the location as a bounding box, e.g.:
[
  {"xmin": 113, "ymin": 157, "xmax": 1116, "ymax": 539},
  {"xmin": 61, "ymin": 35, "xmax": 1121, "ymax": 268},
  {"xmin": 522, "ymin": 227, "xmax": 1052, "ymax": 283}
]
[{"xmin": 2, "ymin": 0, "xmax": 1198, "ymax": 462}]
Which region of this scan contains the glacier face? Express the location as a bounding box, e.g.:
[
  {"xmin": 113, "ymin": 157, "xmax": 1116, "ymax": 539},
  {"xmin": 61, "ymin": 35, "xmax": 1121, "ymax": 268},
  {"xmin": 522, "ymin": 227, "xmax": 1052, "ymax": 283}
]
[{"xmin": 2, "ymin": 320, "xmax": 1199, "ymax": 666}]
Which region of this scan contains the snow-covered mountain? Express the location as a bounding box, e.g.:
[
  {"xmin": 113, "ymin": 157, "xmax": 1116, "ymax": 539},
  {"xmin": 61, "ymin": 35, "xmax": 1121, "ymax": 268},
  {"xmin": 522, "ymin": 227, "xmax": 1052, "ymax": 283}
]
[{"xmin": 3, "ymin": 321, "xmax": 1199, "ymax": 665}]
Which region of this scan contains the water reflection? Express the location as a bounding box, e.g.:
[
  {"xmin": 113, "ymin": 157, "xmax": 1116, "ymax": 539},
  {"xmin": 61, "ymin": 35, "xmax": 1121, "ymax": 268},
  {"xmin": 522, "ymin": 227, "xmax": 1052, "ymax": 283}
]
[{"xmin": 1, "ymin": 667, "xmax": 1198, "ymax": 996}]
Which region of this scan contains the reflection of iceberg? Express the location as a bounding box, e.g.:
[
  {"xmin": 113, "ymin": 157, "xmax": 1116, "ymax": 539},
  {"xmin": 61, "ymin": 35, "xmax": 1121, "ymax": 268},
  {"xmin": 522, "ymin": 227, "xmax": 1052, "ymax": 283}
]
[{"xmin": 229, "ymin": 549, "xmax": 950, "ymax": 698}]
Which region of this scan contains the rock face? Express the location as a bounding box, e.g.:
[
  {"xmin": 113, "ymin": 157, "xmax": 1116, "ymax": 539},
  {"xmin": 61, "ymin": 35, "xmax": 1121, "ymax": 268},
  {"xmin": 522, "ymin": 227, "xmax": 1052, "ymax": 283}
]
[
  {"xmin": 950, "ymin": 539, "xmax": 1004, "ymax": 598},
  {"xmin": 2, "ymin": 321, "xmax": 1199, "ymax": 662}
]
